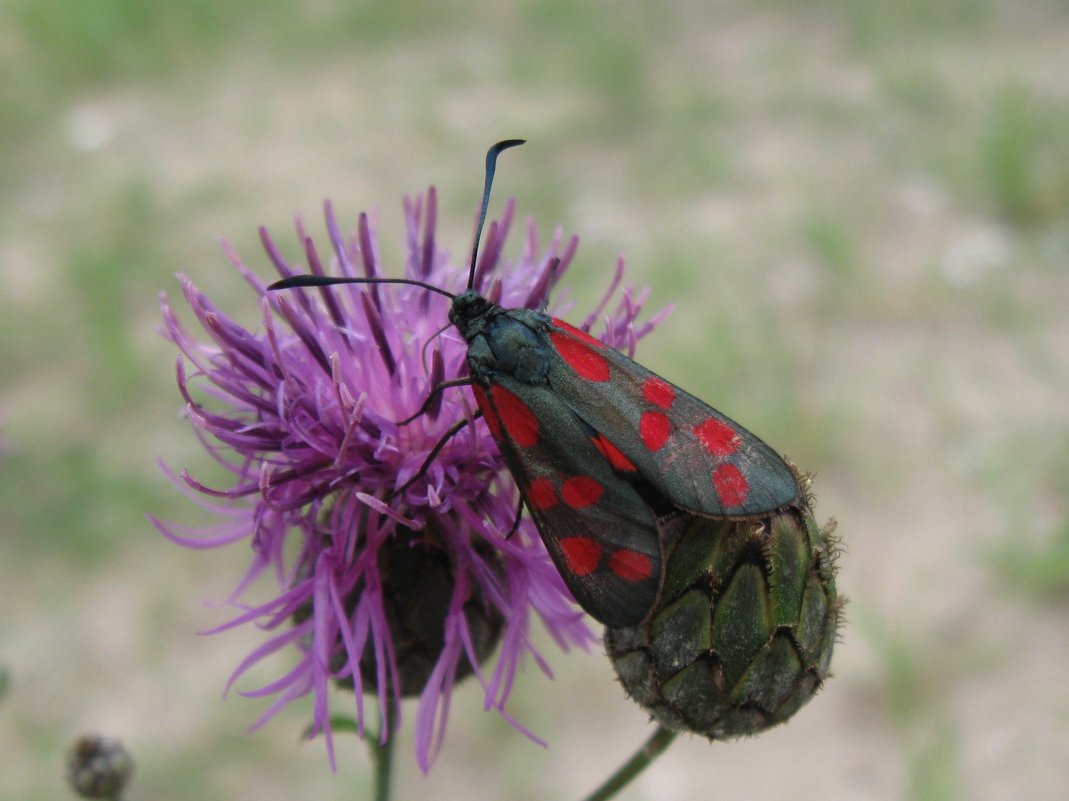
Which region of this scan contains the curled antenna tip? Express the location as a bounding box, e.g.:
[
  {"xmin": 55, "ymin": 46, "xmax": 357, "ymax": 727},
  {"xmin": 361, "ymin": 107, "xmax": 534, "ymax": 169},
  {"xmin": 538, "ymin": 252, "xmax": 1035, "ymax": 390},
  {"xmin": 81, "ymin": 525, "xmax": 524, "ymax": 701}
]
[
  {"xmin": 470, "ymin": 139, "xmax": 527, "ymax": 289},
  {"xmin": 488, "ymin": 139, "xmax": 526, "ymax": 157}
]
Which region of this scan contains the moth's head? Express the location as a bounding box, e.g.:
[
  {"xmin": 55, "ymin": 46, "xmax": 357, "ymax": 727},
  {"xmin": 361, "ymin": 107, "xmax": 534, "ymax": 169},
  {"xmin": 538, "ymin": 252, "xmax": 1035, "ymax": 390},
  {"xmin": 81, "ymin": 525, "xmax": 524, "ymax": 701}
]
[{"xmin": 449, "ymin": 290, "xmax": 494, "ymax": 337}]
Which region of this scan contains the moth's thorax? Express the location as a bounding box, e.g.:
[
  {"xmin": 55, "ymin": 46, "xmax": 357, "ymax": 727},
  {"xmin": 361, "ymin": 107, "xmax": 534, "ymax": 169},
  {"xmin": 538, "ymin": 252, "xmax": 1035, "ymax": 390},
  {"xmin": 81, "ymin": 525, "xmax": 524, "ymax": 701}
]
[{"xmin": 453, "ymin": 297, "xmax": 553, "ymax": 386}]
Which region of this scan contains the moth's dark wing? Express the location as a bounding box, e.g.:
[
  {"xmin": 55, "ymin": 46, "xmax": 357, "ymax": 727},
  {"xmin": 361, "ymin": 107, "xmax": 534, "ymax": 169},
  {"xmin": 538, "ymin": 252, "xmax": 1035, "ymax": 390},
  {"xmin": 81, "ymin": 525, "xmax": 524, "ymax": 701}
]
[
  {"xmin": 472, "ymin": 379, "xmax": 662, "ymax": 628},
  {"xmin": 543, "ymin": 319, "xmax": 801, "ymax": 517}
]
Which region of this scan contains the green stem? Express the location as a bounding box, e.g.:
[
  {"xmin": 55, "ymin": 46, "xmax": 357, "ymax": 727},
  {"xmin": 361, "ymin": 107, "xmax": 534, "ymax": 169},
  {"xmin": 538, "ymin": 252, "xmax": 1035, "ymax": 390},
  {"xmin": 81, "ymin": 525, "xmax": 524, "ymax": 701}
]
[
  {"xmin": 579, "ymin": 725, "xmax": 679, "ymax": 801},
  {"xmin": 367, "ymin": 705, "xmax": 396, "ymax": 801}
]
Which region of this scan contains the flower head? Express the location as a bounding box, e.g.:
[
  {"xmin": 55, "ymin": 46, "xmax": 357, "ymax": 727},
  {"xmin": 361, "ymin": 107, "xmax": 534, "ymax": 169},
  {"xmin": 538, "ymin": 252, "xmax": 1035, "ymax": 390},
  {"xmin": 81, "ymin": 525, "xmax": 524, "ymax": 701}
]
[
  {"xmin": 155, "ymin": 187, "xmax": 668, "ymax": 770},
  {"xmin": 66, "ymin": 734, "xmax": 134, "ymax": 800}
]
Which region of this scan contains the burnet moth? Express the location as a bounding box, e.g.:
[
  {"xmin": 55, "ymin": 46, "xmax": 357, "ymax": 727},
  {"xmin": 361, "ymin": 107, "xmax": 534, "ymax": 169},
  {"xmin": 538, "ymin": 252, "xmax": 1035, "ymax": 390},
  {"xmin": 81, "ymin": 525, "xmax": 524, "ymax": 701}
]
[{"xmin": 269, "ymin": 140, "xmax": 802, "ymax": 628}]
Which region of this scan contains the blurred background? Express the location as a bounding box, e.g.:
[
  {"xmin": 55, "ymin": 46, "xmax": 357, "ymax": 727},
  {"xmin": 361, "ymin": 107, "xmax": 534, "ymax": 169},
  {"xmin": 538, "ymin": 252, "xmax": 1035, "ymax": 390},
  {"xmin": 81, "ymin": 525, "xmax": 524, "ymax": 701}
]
[{"xmin": 2, "ymin": 1, "xmax": 1067, "ymax": 799}]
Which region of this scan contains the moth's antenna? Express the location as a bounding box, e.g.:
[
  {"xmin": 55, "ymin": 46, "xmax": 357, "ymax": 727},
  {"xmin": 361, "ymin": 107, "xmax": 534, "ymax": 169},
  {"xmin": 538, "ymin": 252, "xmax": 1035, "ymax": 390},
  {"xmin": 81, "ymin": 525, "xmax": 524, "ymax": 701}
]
[
  {"xmin": 268, "ymin": 274, "xmax": 456, "ymax": 297},
  {"xmin": 468, "ymin": 139, "xmax": 525, "ymax": 290},
  {"xmin": 269, "ymin": 140, "xmax": 526, "ymax": 297}
]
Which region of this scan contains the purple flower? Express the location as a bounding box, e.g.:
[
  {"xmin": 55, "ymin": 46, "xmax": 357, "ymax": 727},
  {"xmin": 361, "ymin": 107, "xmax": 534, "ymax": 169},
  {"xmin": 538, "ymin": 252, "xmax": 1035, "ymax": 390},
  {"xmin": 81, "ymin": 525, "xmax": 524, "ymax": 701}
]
[{"xmin": 154, "ymin": 188, "xmax": 668, "ymax": 771}]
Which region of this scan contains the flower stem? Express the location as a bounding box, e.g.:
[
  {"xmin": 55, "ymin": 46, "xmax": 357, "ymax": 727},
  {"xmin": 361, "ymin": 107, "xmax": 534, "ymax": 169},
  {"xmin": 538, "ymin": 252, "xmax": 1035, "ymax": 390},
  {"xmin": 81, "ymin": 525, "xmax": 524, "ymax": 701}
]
[
  {"xmin": 368, "ymin": 707, "xmax": 396, "ymax": 801},
  {"xmin": 579, "ymin": 725, "xmax": 679, "ymax": 801}
]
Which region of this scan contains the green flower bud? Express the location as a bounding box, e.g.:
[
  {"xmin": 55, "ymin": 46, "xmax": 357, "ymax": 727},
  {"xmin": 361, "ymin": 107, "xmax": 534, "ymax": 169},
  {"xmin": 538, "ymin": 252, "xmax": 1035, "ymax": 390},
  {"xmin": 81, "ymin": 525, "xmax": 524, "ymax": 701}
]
[
  {"xmin": 607, "ymin": 497, "xmax": 841, "ymax": 738},
  {"xmin": 66, "ymin": 735, "xmax": 134, "ymax": 800}
]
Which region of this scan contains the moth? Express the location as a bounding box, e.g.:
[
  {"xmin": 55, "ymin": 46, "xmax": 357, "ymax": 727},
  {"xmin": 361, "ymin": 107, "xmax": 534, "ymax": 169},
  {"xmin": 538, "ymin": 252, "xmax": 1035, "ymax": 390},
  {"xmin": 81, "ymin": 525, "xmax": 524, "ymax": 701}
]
[{"xmin": 270, "ymin": 140, "xmax": 801, "ymax": 628}]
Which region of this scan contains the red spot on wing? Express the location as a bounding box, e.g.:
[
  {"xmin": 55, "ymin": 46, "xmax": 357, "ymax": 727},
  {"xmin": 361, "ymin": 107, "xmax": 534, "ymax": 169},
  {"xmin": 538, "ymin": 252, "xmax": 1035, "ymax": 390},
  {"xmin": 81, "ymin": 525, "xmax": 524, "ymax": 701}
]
[
  {"xmin": 712, "ymin": 463, "xmax": 749, "ymax": 507},
  {"xmin": 527, "ymin": 478, "xmax": 558, "ymax": 510},
  {"xmin": 640, "ymin": 411, "xmax": 671, "ymax": 451},
  {"xmin": 551, "ymin": 319, "xmax": 605, "ymax": 349},
  {"xmin": 550, "ymin": 330, "xmax": 610, "ymax": 382},
  {"xmin": 609, "ymin": 549, "xmax": 653, "ymax": 583},
  {"xmin": 695, "ymin": 418, "xmax": 742, "ymax": 457},
  {"xmin": 561, "ymin": 536, "xmax": 602, "ymax": 576},
  {"xmin": 490, "ymin": 384, "xmax": 539, "ymax": 447},
  {"xmin": 472, "ymin": 385, "xmax": 503, "ymax": 440},
  {"xmin": 642, "ymin": 377, "xmax": 675, "ymax": 409},
  {"xmin": 591, "ymin": 433, "xmax": 637, "ymax": 472},
  {"xmin": 561, "ymin": 476, "xmax": 604, "ymax": 509}
]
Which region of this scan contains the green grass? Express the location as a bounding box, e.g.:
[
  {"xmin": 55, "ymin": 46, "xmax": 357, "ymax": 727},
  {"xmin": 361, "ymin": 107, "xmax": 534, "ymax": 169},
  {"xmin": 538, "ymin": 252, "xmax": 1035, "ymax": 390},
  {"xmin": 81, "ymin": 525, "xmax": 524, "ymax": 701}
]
[
  {"xmin": 977, "ymin": 82, "xmax": 1069, "ymax": 225},
  {"xmin": 7, "ymin": 0, "xmax": 306, "ymax": 84},
  {"xmin": 858, "ymin": 608, "xmax": 968, "ymax": 801}
]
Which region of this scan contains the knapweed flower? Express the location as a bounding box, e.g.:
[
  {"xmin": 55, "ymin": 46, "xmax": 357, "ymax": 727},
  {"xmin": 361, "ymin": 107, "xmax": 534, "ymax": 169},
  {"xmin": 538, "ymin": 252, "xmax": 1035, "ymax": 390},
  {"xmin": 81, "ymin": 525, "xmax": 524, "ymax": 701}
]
[{"xmin": 155, "ymin": 188, "xmax": 668, "ymax": 770}]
